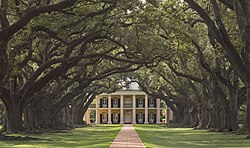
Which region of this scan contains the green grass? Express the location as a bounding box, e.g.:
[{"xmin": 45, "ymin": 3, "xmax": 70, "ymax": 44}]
[
  {"xmin": 0, "ymin": 124, "xmax": 122, "ymax": 148},
  {"xmin": 134, "ymin": 124, "xmax": 250, "ymax": 148},
  {"xmin": 2, "ymin": 124, "xmax": 250, "ymax": 148}
]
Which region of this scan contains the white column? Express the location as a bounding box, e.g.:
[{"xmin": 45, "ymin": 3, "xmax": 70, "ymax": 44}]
[
  {"xmin": 84, "ymin": 110, "xmax": 87, "ymax": 122},
  {"xmin": 132, "ymin": 95, "xmax": 136, "ymax": 124},
  {"xmin": 156, "ymin": 99, "xmax": 161, "ymax": 124},
  {"xmin": 87, "ymin": 110, "xmax": 91, "ymax": 124},
  {"xmin": 84, "ymin": 110, "xmax": 88, "ymax": 123},
  {"xmin": 165, "ymin": 105, "xmax": 169, "ymax": 123},
  {"xmin": 166, "ymin": 105, "xmax": 168, "ymax": 123},
  {"xmin": 170, "ymin": 109, "xmax": 174, "ymax": 120},
  {"xmin": 108, "ymin": 95, "xmax": 112, "ymax": 124},
  {"xmin": 96, "ymin": 96, "xmax": 100, "ymax": 124},
  {"xmin": 144, "ymin": 95, "xmax": 148, "ymax": 124},
  {"xmin": 120, "ymin": 95, "xmax": 124, "ymax": 124}
]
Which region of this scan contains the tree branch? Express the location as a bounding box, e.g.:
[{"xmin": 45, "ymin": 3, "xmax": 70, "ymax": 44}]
[
  {"xmin": 0, "ymin": 0, "xmax": 78, "ymax": 40},
  {"xmin": 168, "ymin": 64, "xmax": 205, "ymax": 84}
]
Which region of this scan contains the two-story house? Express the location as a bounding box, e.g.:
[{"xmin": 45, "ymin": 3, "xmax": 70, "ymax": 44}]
[{"xmin": 85, "ymin": 89, "xmax": 173, "ymax": 124}]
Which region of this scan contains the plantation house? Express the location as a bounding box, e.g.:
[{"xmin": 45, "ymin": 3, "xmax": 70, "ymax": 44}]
[{"xmin": 85, "ymin": 90, "xmax": 173, "ymax": 124}]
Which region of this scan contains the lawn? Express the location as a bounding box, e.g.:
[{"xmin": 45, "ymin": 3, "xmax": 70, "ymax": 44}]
[
  {"xmin": 134, "ymin": 124, "xmax": 250, "ymax": 148},
  {"xmin": 0, "ymin": 124, "xmax": 122, "ymax": 148}
]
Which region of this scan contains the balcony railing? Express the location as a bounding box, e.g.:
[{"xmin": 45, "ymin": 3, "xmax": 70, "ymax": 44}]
[
  {"xmin": 112, "ymin": 104, "xmax": 119, "ymax": 108},
  {"xmin": 138, "ymin": 104, "xmax": 144, "ymax": 108},
  {"xmin": 96, "ymin": 103, "xmax": 164, "ymax": 108},
  {"xmin": 149, "ymin": 104, "xmax": 155, "ymax": 108},
  {"xmin": 123, "ymin": 103, "xmax": 132, "ymax": 108},
  {"xmin": 100, "ymin": 104, "xmax": 108, "ymax": 108}
]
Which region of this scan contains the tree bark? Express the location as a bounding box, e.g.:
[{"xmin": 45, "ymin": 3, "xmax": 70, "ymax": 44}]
[
  {"xmin": 4, "ymin": 78, "xmax": 23, "ymax": 133},
  {"xmin": 0, "ymin": 41, "xmax": 9, "ymax": 81},
  {"xmin": 5, "ymin": 102, "xmax": 22, "ymax": 132},
  {"xmin": 244, "ymin": 86, "xmax": 250, "ymax": 134},
  {"xmin": 197, "ymin": 102, "xmax": 208, "ymax": 129}
]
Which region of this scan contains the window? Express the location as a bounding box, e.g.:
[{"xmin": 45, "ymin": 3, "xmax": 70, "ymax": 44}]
[
  {"xmin": 102, "ymin": 113, "xmax": 107, "ymax": 123},
  {"xmin": 139, "ymin": 99, "xmax": 143, "ymax": 105},
  {"xmin": 124, "ymin": 97, "xmax": 132, "ymax": 108},
  {"xmin": 137, "ymin": 96, "xmax": 144, "ymax": 108},
  {"xmin": 114, "ymin": 113, "xmax": 118, "ymax": 120},
  {"xmin": 138, "ymin": 113, "xmax": 144, "ymax": 123},
  {"xmin": 101, "ymin": 97, "xmax": 108, "ymax": 108},
  {"xmin": 138, "ymin": 113, "xmax": 143, "ymax": 119},
  {"xmin": 114, "ymin": 99, "xmax": 117, "ymax": 105},
  {"xmin": 149, "ymin": 113, "xmax": 155, "ymax": 123},
  {"xmin": 113, "ymin": 113, "xmax": 119, "ymax": 123},
  {"xmin": 149, "ymin": 98, "xmax": 154, "ymax": 105},
  {"xmin": 113, "ymin": 98, "xmax": 119, "ymax": 108},
  {"xmin": 149, "ymin": 98, "xmax": 155, "ymax": 108},
  {"xmin": 103, "ymin": 98, "xmax": 107, "ymax": 105},
  {"xmin": 149, "ymin": 113, "xmax": 154, "ymax": 119}
]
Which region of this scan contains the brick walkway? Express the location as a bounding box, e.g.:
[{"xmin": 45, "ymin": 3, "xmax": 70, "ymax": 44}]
[{"xmin": 109, "ymin": 124, "xmax": 146, "ymax": 148}]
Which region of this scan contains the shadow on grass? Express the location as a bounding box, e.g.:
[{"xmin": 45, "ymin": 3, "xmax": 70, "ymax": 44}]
[
  {"xmin": 0, "ymin": 125, "xmax": 122, "ymax": 148},
  {"xmin": 0, "ymin": 134, "xmax": 50, "ymax": 141},
  {"xmin": 135, "ymin": 124, "xmax": 250, "ymax": 148}
]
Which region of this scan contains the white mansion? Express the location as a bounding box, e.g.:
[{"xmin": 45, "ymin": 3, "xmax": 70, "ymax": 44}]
[{"xmin": 84, "ymin": 89, "xmax": 173, "ymax": 124}]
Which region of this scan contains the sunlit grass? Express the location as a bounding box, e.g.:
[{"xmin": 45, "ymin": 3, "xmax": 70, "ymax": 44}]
[
  {"xmin": 134, "ymin": 124, "xmax": 250, "ymax": 148},
  {"xmin": 0, "ymin": 124, "xmax": 122, "ymax": 148},
  {"xmin": 3, "ymin": 124, "xmax": 249, "ymax": 148}
]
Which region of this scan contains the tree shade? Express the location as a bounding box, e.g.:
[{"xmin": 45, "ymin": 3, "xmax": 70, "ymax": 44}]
[{"xmin": 0, "ymin": 0, "xmax": 249, "ymax": 136}]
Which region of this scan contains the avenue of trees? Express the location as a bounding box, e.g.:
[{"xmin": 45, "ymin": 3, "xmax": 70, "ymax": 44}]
[{"xmin": 0, "ymin": 0, "xmax": 250, "ymax": 136}]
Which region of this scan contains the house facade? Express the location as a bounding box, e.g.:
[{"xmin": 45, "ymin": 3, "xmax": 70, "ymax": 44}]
[{"xmin": 85, "ymin": 90, "xmax": 173, "ymax": 124}]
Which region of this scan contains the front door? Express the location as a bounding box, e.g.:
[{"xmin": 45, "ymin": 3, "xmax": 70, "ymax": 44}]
[{"xmin": 124, "ymin": 110, "xmax": 132, "ymax": 123}]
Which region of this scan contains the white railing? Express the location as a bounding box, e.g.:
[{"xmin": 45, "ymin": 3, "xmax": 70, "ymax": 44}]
[
  {"xmin": 138, "ymin": 104, "xmax": 144, "ymax": 108},
  {"xmin": 113, "ymin": 104, "xmax": 119, "ymax": 108},
  {"xmin": 124, "ymin": 104, "xmax": 132, "ymax": 108},
  {"xmin": 149, "ymin": 104, "xmax": 155, "ymax": 108},
  {"xmin": 102, "ymin": 104, "xmax": 108, "ymax": 108}
]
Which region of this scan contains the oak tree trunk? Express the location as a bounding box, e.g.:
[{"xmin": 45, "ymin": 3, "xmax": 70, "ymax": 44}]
[
  {"xmin": 244, "ymin": 86, "xmax": 250, "ymax": 134},
  {"xmin": 5, "ymin": 102, "xmax": 22, "ymax": 132}
]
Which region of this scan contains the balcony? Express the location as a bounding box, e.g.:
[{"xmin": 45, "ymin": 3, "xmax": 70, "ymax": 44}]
[{"xmin": 124, "ymin": 103, "xmax": 132, "ymax": 108}]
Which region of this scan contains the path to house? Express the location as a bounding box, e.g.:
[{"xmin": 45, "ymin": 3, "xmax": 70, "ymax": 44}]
[{"xmin": 109, "ymin": 124, "xmax": 146, "ymax": 148}]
